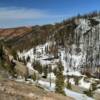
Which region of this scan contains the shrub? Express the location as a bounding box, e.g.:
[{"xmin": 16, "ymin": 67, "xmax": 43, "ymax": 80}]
[
  {"xmin": 32, "ymin": 60, "xmax": 42, "ymax": 74},
  {"xmin": 11, "ymin": 49, "xmax": 17, "ymax": 60},
  {"xmin": 66, "ymin": 82, "xmax": 72, "ymax": 89},
  {"xmin": 74, "ymin": 77, "xmax": 79, "ymax": 85},
  {"xmin": 84, "ymin": 89, "xmax": 93, "ymax": 97},
  {"xmin": 32, "ymin": 73, "xmax": 37, "ymax": 81},
  {"xmin": 42, "ymin": 65, "xmax": 48, "ymax": 78}
]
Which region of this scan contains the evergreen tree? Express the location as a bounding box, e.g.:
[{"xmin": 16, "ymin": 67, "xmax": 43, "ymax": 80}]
[
  {"xmin": 33, "ymin": 48, "xmax": 36, "ymax": 54},
  {"xmin": 53, "ymin": 68, "xmax": 57, "ymax": 76},
  {"xmin": 0, "ymin": 43, "xmax": 4, "ymax": 60},
  {"xmin": 55, "ymin": 70, "xmax": 65, "ymax": 95},
  {"xmin": 74, "ymin": 77, "xmax": 79, "ymax": 85},
  {"xmin": 57, "ymin": 61, "xmax": 64, "ymax": 72},
  {"xmin": 32, "ymin": 72, "xmax": 37, "ymax": 81},
  {"xmin": 10, "ymin": 60, "xmax": 16, "ymax": 77},
  {"xmin": 66, "ymin": 76, "xmax": 72, "ymax": 89},
  {"xmin": 48, "ymin": 65, "xmax": 52, "ymax": 87},
  {"xmin": 48, "ymin": 65, "xmax": 52, "ymax": 73},
  {"xmin": 33, "ymin": 60, "xmax": 42, "ymax": 74},
  {"xmin": 22, "ymin": 56, "xmax": 27, "ymax": 65},
  {"xmin": 43, "ymin": 65, "xmax": 48, "ymax": 78},
  {"xmin": 26, "ymin": 56, "xmax": 30, "ymax": 62},
  {"xmin": 66, "ymin": 81, "xmax": 72, "ymax": 89},
  {"xmin": 45, "ymin": 46, "xmax": 49, "ymax": 54},
  {"xmin": 11, "ymin": 49, "xmax": 17, "ymax": 60},
  {"xmin": 84, "ymin": 88, "xmax": 93, "ymax": 97}
]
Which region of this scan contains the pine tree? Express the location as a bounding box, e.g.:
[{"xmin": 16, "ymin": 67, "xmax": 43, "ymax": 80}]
[
  {"xmin": 0, "ymin": 43, "xmax": 4, "ymax": 60},
  {"xmin": 32, "ymin": 72, "xmax": 37, "ymax": 81},
  {"xmin": 55, "ymin": 70, "xmax": 65, "ymax": 95},
  {"xmin": 53, "ymin": 68, "xmax": 57, "ymax": 76},
  {"xmin": 22, "ymin": 56, "xmax": 27, "ymax": 65},
  {"xmin": 33, "ymin": 60, "xmax": 42, "ymax": 74},
  {"xmin": 11, "ymin": 49, "xmax": 17, "ymax": 60},
  {"xmin": 66, "ymin": 76, "xmax": 72, "ymax": 89},
  {"xmin": 26, "ymin": 56, "xmax": 30, "ymax": 62},
  {"xmin": 33, "ymin": 48, "xmax": 36, "ymax": 54},
  {"xmin": 84, "ymin": 88, "xmax": 93, "ymax": 97},
  {"xmin": 48, "ymin": 65, "xmax": 52, "ymax": 87},
  {"xmin": 43, "ymin": 65, "xmax": 48, "ymax": 78},
  {"xmin": 66, "ymin": 81, "xmax": 72, "ymax": 89},
  {"xmin": 74, "ymin": 77, "xmax": 79, "ymax": 85},
  {"xmin": 57, "ymin": 61, "xmax": 64, "ymax": 72}
]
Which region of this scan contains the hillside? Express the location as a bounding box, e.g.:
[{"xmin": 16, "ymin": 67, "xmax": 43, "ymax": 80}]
[
  {"xmin": 0, "ymin": 12, "xmax": 100, "ymax": 100},
  {"xmin": 0, "ymin": 25, "xmax": 54, "ymax": 50},
  {"xmin": 16, "ymin": 12, "xmax": 100, "ymax": 78},
  {"xmin": 0, "ymin": 79, "xmax": 74, "ymax": 100}
]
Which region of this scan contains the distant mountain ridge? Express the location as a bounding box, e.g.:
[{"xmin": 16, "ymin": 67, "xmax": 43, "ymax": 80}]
[{"xmin": 0, "ymin": 11, "xmax": 99, "ymax": 50}]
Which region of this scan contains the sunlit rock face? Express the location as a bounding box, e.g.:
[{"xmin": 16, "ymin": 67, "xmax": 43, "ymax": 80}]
[
  {"xmin": 18, "ymin": 15, "xmax": 100, "ymax": 78},
  {"xmin": 71, "ymin": 18, "xmax": 100, "ymax": 73},
  {"xmin": 61, "ymin": 17, "xmax": 100, "ymax": 77}
]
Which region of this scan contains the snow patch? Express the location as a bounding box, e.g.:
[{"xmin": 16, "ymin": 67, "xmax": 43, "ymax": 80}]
[{"xmin": 64, "ymin": 88, "xmax": 94, "ymax": 100}]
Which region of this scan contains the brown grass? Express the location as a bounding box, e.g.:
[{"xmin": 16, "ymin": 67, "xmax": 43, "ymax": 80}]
[{"xmin": 0, "ymin": 79, "xmax": 74, "ymax": 100}]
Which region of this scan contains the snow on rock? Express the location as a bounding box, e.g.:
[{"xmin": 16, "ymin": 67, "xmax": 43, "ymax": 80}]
[
  {"xmin": 38, "ymin": 80, "xmax": 55, "ymax": 91},
  {"xmin": 18, "ymin": 41, "xmax": 58, "ymax": 64},
  {"xmin": 95, "ymin": 89, "xmax": 100, "ymax": 93},
  {"xmin": 26, "ymin": 62, "xmax": 39, "ymax": 76},
  {"xmin": 60, "ymin": 48, "xmax": 83, "ymax": 76},
  {"xmin": 66, "ymin": 71, "xmax": 82, "ymax": 77},
  {"xmin": 27, "ymin": 62, "xmax": 33, "ymax": 71},
  {"xmin": 19, "ymin": 32, "xmax": 91, "ymax": 76},
  {"xmin": 60, "ymin": 50, "xmax": 68, "ymax": 74},
  {"xmin": 76, "ymin": 18, "xmax": 91, "ymax": 34},
  {"xmin": 93, "ymin": 16, "xmax": 100, "ymax": 22},
  {"xmin": 18, "ymin": 22, "xmax": 100, "ymax": 77},
  {"xmin": 47, "ymin": 72, "xmax": 56, "ymax": 80},
  {"xmin": 18, "ymin": 42, "xmax": 84, "ymax": 76},
  {"xmin": 69, "ymin": 78, "xmax": 75, "ymax": 85},
  {"xmin": 64, "ymin": 88, "xmax": 94, "ymax": 100},
  {"xmin": 15, "ymin": 78, "xmax": 25, "ymax": 82},
  {"xmin": 79, "ymin": 77, "xmax": 91, "ymax": 89}
]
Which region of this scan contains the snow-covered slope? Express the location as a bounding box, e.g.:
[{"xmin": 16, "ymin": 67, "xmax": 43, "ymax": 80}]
[
  {"xmin": 18, "ymin": 41, "xmax": 83, "ymax": 76},
  {"xmin": 16, "ymin": 15, "xmax": 100, "ymax": 100},
  {"xmin": 18, "ymin": 16, "xmax": 100, "ymax": 78},
  {"xmin": 75, "ymin": 18, "xmax": 91, "ymax": 34}
]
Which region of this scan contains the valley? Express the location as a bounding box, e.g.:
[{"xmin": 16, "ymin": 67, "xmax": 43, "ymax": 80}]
[{"xmin": 0, "ymin": 12, "xmax": 100, "ymax": 100}]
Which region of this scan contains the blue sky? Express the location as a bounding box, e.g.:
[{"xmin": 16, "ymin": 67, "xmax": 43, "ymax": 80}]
[{"xmin": 0, "ymin": 0, "xmax": 100, "ymax": 28}]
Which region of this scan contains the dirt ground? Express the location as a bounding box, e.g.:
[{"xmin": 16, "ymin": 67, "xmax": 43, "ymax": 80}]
[{"xmin": 0, "ymin": 79, "xmax": 74, "ymax": 100}]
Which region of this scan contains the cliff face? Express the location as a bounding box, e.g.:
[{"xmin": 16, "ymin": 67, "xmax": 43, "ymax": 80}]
[
  {"xmin": 63, "ymin": 17, "xmax": 100, "ymax": 76},
  {"xmin": 0, "ymin": 12, "xmax": 100, "ymax": 100},
  {"xmin": 55, "ymin": 16, "xmax": 100, "ymax": 75},
  {"xmin": 0, "ymin": 12, "xmax": 100, "ymax": 78},
  {"xmin": 18, "ymin": 15, "xmax": 100, "ymax": 78}
]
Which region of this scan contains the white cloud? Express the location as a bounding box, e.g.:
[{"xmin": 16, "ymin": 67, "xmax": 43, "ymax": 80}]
[
  {"xmin": 0, "ymin": 7, "xmax": 69, "ymax": 28},
  {"xmin": 0, "ymin": 7, "xmax": 69, "ymax": 20},
  {"xmin": 0, "ymin": 7, "xmax": 48, "ymax": 20}
]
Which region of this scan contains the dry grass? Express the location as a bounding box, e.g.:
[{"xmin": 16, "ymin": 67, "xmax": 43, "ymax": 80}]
[{"xmin": 0, "ymin": 80, "xmax": 74, "ymax": 100}]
